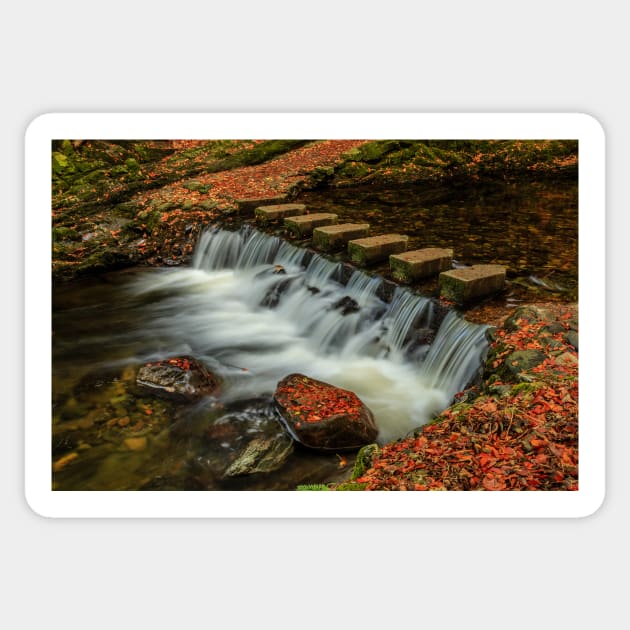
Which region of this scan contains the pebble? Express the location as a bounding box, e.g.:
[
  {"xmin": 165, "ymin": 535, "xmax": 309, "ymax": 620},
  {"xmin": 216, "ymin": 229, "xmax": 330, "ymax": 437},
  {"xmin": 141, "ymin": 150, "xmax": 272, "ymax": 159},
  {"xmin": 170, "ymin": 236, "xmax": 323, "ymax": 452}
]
[
  {"xmin": 52, "ymin": 452, "xmax": 79, "ymax": 472},
  {"xmin": 124, "ymin": 437, "xmax": 147, "ymax": 451},
  {"xmin": 77, "ymin": 417, "xmax": 94, "ymax": 430}
]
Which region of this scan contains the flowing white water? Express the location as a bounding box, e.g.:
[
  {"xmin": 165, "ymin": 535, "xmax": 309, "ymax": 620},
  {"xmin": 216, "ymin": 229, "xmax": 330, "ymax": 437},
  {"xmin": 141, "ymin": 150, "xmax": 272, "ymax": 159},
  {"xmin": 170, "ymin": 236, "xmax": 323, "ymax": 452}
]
[{"xmin": 127, "ymin": 226, "xmax": 489, "ymax": 443}]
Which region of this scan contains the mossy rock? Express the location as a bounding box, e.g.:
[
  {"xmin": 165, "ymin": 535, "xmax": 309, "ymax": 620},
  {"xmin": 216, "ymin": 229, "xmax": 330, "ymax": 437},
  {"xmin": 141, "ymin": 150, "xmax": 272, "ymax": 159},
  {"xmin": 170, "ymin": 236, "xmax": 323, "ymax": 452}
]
[
  {"xmin": 52, "ymin": 226, "xmax": 80, "ymax": 242},
  {"xmin": 182, "ymin": 180, "xmax": 212, "ymax": 193},
  {"xmin": 76, "ymin": 248, "xmax": 133, "ymax": 275},
  {"xmin": 337, "ymin": 162, "xmax": 371, "ymax": 180},
  {"xmin": 351, "ymin": 443, "xmax": 380, "ymax": 480},
  {"xmin": 354, "ymin": 140, "xmax": 405, "ymax": 163}
]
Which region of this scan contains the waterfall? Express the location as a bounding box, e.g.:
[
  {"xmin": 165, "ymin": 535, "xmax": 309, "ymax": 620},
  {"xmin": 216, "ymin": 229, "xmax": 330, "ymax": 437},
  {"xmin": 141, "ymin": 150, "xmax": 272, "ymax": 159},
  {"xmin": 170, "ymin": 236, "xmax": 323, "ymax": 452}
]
[{"xmin": 129, "ymin": 225, "xmax": 489, "ymax": 442}]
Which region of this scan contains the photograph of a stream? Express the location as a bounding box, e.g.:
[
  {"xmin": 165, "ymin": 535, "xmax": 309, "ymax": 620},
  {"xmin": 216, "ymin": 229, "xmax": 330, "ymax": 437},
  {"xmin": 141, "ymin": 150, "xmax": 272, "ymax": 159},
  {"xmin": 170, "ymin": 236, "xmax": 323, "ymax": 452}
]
[{"xmin": 51, "ymin": 139, "xmax": 579, "ymax": 491}]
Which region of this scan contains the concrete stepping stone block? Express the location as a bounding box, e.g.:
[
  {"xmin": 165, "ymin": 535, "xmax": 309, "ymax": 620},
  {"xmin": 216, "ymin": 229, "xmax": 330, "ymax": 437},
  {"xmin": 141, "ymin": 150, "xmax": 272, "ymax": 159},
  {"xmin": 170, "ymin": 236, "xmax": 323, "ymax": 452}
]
[
  {"xmin": 255, "ymin": 203, "xmax": 307, "ymax": 224},
  {"xmin": 347, "ymin": 234, "xmax": 408, "ymax": 265},
  {"xmin": 439, "ymin": 264, "xmax": 506, "ymax": 303},
  {"xmin": 236, "ymin": 195, "xmax": 289, "ymax": 213},
  {"xmin": 284, "ymin": 213, "xmax": 338, "ymax": 238},
  {"xmin": 312, "ymin": 223, "xmax": 370, "ymax": 252},
  {"xmin": 390, "ymin": 247, "xmax": 453, "ymax": 283}
]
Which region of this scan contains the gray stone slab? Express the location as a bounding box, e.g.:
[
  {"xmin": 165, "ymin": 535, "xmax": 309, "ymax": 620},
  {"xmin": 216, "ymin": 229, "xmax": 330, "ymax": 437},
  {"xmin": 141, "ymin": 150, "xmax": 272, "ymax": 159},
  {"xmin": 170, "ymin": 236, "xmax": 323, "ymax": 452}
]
[
  {"xmin": 312, "ymin": 223, "xmax": 370, "ymax": 252},
  {"xmin": 284, "ymin": 213, "xmax": 338, "ymax": 237},
  {"xmin": 390, "ymin": 248, "xmax": 453, "ymax": 283},
  {"xmin": 255, "ymin": 203, "xmax": 307, "ymax": 223},
  {"xmin": 347, "ymin": 234, "xmax": 408, "ymax": 265},
  {"xmin": 439, "ymin": 264, "xmax": 506, "ymax": 303}
]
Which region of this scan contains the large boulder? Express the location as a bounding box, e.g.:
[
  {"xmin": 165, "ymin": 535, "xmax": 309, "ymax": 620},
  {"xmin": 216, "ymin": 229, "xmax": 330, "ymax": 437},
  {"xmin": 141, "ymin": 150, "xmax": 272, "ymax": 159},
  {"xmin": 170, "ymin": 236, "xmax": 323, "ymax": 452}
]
[
  {"xmin": 273, "ymin": 374, "xmax": 378, "ymax": 451},
  {"xmin": 136, "ymin": 356, "xmax": 220, "ymax": 402}
]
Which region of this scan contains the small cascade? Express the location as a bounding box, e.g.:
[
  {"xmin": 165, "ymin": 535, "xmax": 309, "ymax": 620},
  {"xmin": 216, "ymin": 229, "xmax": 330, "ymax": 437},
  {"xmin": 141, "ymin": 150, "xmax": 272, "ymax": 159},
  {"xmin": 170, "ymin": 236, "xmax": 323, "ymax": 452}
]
[
  {"xmin": 129, "ymin": 225, "xmax": 490, "ymax": 442},
  {"xmin": 192, "ymin": 226, "xmax": 244, "ymax": 270},
  {"xmin": 304, "ymin": 253, "xmax": 342, "ymax": 291},
  {"xmin": 344, "ymin": 270, "xmax": 383, "ymax": 308},
  {"xmin": 275, "ymin": 240, "xmax": 306, "ymax": 270},
  {"xmin": 382, "ymin": 287, "xmax": 435, "ymax": 353},
  {"xmin": 235, "ymin": 230, "xmax": 281, "ymax": 269},
  {"xmin": 418, "ymin": 311, "xmax": 489, "ymax": 398}
]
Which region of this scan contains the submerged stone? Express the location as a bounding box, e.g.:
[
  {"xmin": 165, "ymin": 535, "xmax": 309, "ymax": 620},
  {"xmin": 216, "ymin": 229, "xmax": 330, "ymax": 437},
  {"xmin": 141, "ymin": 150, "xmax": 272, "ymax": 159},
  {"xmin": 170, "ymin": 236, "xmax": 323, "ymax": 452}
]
[
  {"xmin": 224, "ymin": 434, "xmax": 294, "ymax": 477},
  {"xmin": 273, "ymin": 373, "xmax": 378, "ymax": 451},
  {"xmin": 136, "ymin": 356, "xmax": 220, "ymax": 403}
]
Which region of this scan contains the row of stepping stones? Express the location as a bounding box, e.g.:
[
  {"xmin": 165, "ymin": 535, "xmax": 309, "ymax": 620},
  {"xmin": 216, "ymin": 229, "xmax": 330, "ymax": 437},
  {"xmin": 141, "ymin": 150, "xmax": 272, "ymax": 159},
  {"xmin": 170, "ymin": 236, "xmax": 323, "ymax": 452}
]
[{"xmin": 253, "ymin": 202, "xmax": 506, "ymax": 304}]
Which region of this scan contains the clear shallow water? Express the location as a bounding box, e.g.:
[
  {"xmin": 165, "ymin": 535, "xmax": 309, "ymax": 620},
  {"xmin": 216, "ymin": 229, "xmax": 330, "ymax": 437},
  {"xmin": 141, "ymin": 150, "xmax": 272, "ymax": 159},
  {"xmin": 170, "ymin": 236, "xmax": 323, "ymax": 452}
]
[
  {"xmin": 294, "ymin": 179, "xmax": 579, "ymax": 302},
  {"xmin": 52, "ymin": 227, "xmax": 489, "ymax": 491}
]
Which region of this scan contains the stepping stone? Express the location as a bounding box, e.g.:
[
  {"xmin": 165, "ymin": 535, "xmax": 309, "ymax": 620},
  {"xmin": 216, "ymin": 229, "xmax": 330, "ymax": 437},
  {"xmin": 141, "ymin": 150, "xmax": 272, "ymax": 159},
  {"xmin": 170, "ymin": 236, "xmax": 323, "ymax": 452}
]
[
  {"xmin": 236, "ymin": 195, "xmax": 289, "ymax": 213},
  {"xmin": 312, "ymin": 223, "xmax": 370, "ymax": 252},
  {"xmin": 284, "ymin": 213, "xmax": 338, "ymax": 238},
  {"xmin": 439, "ymin": 264, "xmax": 506, "ymax": 304},
  {"xmin": 255, "ymin": 203, "xmax": 307, "ymax": 224},
  {"xmin": 390, "ymin": 247, "xmax": 453, "ymax": 283},
  {"xmin": 347, "ymin": 234, "xmax": 408, "ymax": 265}
]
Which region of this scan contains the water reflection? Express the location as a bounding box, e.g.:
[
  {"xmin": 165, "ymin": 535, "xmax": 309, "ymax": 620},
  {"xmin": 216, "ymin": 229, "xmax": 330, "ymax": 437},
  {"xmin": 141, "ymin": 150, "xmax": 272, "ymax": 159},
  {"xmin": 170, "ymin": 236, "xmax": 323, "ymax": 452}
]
[{"xmin": 294, "ymin": 179, "xmax": 578, "ymax": 300}]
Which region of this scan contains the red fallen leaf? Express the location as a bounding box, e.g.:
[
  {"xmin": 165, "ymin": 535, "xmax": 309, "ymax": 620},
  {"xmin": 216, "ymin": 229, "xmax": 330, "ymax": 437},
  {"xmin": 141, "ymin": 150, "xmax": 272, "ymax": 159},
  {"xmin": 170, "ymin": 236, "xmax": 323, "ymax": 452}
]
[{"xmin": 482, "ymin": 476, "xmax": 507, "ymax": 491}]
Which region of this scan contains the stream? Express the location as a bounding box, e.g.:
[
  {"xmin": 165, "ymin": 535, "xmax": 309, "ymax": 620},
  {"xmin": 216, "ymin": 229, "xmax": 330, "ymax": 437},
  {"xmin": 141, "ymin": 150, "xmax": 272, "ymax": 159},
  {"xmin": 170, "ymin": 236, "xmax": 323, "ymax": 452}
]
[{"xmin": 51, "ymin": 178, "xmax": 577, "ymax": 491}]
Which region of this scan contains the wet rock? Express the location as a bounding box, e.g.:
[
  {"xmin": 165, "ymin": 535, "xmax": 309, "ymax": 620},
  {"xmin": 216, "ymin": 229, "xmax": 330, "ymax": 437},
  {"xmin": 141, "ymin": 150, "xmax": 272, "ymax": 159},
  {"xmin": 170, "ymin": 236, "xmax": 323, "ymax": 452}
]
[
  {"xmin": 565, "ymin": 330, "xmax": 579, "ymax": 351},
  {"xmin": 224, "ymin": 434, "xmax": 294, "ymax": 477},
  {"xmin": 504, "ymin": 350, "xmax": 546, "ymax": 379},
  {"xmin": 260, "ymin": 276, "xmax": 297, "ymax": 308},
  {"xmin": 136, "ymin": 356, "xmax": 220, "ymax": 402},
  {"xmin": 274, "ymin": 374, "xmax": 378, "ymax": 451},
  {"xmin": 332, "ymin": 296, "xmax": 360, "ymax": 315},
  {"xmin": 503, "ymin": 306, "xmax": 553, "ymax": 331}
]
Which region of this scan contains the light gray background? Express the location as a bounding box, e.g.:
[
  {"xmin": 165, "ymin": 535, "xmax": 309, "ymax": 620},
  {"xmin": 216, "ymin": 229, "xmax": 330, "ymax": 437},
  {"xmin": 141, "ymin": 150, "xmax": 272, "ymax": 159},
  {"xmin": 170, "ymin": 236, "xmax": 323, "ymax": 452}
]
[{"xmin": 5, "ymin": 1, "xmax": 624, "ymax": 628}]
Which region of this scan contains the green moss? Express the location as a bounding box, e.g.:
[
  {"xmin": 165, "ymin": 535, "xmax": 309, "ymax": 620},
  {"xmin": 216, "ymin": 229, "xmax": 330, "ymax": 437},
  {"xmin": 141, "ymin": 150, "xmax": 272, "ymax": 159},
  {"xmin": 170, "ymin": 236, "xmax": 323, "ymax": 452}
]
[
  {"xmin": 76, "ymin": 247, "xmax": 132, "ymax": 276},
  {"xmin": 347, "ymin": 241, "xmax": 367, "ymax": 265},
  {"xmin": 337, "ymin": 161, "xmax": 371, "ymax": 180},
  {"xmin": 351, "ymin": 443, "xmax": 380, "ymax": 480},
  {"xmin": 52, "ymin": 226, "xmax": 80, "ymax": 242}
]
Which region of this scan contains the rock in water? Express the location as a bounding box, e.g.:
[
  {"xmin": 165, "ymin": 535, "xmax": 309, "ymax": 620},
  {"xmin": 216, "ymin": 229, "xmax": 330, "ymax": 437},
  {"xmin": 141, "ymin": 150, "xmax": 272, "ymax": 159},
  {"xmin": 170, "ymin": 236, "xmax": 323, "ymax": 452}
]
[
  {"xmin": 273, "ymin": 374, "xmax": 378, "ymax": 451},
  {"xmin": 224, "ymin": 434, "xmax": 294, "ymax": 477},
  {"xmin": 136, "ymin": 356, "xmax": 220, "ymax": 402}
]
